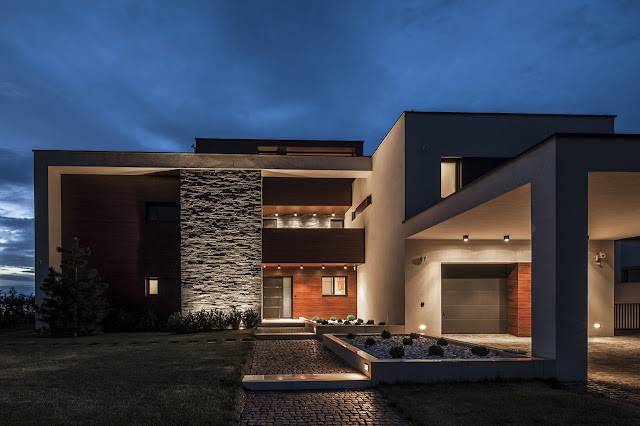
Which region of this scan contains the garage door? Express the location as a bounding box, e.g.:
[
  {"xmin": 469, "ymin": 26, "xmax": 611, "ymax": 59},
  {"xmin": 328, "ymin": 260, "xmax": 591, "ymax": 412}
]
[{"xmin": 441, "ymin": 264, "xmax": 509, "ymax": 334}]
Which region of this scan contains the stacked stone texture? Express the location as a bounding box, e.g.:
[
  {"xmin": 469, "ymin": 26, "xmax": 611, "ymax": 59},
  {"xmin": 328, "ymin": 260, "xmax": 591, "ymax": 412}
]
[{"xmin": 180, "ymin": 169, "xmax": 262, "ymax": 313}]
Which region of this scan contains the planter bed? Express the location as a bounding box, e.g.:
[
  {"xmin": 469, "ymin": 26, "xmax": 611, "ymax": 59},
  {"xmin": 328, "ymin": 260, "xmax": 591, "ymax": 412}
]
[
  {"xmin": 323, "ymin": 333, "xmax": 555, "ymax": 385},
  {"xmin": 304, "ymin": 320, "xmax": 405, "ymax": 338},
  {"xmin": 341, "ymin": 335, "xmax": 504, "ymax": 360}
]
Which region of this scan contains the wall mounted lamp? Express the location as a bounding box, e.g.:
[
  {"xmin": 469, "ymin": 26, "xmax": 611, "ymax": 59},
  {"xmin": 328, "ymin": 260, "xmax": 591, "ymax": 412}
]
[
  {"xmin": 300, "ymin": 265, "xmax": 304, "ymax": 269},
  {"xmin": 263, "ymin": 265, "xmax": 266, "ymax": 269},
  {"xmin": 332, "ymin": 213, "xmax": 336, "ymax": 217},
  {"xmin": 419, "ymin": 324, "xmax": 426, "ymax": 330},
  {"xmin": 277, "ymin": 265, "xmax": 281, "ymax": 270},
  {"xmin": 594, "ymin": 323, "xmax": 601, "ymax": 329},
  {"xmin": 274, "ymin": 213, "xmax": 278, "ymax": 217},
  {"xmin": 313, "ymin": 213, "xmax": 317, "ymax": 217},
  {"xmin": 504, "ymin": 235, "xmax": 510, "ymax": 242},
  {"xmin": 321, "ymin": 265, "xmax": 325, "ymax": 269},
  {"xmin": 463, "ymin": 235, "xmax": 469, "ymax": 242},
  {"xmin": 343, "ymin": 265, "xmax": 347, "ymax": 269},
  {"xmin": 293, "ymin": 213, "xmax": 297, "ymax": 217}
]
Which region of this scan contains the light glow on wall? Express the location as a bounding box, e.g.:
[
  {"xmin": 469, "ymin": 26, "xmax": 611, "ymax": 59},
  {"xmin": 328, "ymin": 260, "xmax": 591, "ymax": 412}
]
[
  {"xmin": 419, "ymin": 324, "xmax": 426, "ymax": 330},
  {"xmin": 594, "ymin": 323, "xmax": 601, "ymax": 329}
]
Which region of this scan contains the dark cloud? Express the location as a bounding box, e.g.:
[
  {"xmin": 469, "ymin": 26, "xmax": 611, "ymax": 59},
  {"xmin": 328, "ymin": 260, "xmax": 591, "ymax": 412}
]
[{"xmin": 0, "ymin": 0, "xmax": 639, "ymax": 287}]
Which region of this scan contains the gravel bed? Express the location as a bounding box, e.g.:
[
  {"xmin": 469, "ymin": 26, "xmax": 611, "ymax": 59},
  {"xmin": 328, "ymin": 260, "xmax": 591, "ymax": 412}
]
[{"xmin": 340, "ymin": 334, "xmax": 504, "ymax": 360}]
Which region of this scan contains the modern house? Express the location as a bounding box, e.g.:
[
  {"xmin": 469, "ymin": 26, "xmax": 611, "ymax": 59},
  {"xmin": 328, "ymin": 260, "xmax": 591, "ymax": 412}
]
[{"xmin": 34, "ymin": 111, "xmax": 640, "ymax": 381}]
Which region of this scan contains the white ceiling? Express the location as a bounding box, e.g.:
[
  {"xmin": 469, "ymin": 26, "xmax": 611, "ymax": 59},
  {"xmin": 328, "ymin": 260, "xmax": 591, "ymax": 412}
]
[{"xmin": 409, "ymin": 173, "xmax": 640, "ymax": 241}]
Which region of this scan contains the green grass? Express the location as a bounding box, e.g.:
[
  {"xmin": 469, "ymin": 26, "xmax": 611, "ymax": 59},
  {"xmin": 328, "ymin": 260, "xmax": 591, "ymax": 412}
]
[
  {"xmin": 0, "ymin": 327, "xmax": 255, "ymax": 425},
  {"xmin": 378, "ymin": 380, "xmax": 640, "ymax": 425}
]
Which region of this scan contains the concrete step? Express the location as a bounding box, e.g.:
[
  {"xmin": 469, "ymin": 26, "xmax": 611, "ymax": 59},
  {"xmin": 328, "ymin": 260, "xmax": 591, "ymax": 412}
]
[
  {"xmin": 242, "ymin": 373, "xmax": 371, "ymax": 391},
  {"xmin": 259, "ymin": 320, "xmax": 306, "ymax": 328},
  {"xmin": 255, "ymin": 333, "xmax": 316, "ymax": 340}
]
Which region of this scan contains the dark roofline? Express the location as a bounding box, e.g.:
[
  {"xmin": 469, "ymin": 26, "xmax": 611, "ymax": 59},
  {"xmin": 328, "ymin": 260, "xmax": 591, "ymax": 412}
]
[
  {"xmin": 403, "ymin": 132, "xmax": 640, "ymax": 223},
  {"xmin": 194, "ymin": 138, "xmax": 363, "ymax": 144},
  {"xmin": 403, "ymin": 111, "xmax": 617, "ymax": 118}
]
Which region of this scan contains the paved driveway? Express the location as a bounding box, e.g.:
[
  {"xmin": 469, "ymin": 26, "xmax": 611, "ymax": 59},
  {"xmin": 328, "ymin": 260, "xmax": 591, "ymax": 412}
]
[{"xmin": 445, "ymin": 333, "xmax": 640, "ymax": 402}]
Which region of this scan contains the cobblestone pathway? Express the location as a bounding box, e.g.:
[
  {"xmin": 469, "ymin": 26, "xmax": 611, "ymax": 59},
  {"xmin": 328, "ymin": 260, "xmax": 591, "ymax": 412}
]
[
  {"xmin": 239, "ymin": 390, "xmax": 410, "ymax": 426},
  {"xmin": 249, "ymin": 340, "xmax": 356, "ymax": 375},
  {"xmin": 445, "ymin": 333, "xmax": 640, "ymax": 404}
]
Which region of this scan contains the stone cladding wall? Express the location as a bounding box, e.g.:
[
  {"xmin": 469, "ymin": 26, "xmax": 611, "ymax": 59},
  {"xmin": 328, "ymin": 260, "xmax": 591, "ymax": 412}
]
[{"xmin": 180, "ymin": 169, "xmax": 262, "ymax": 313}]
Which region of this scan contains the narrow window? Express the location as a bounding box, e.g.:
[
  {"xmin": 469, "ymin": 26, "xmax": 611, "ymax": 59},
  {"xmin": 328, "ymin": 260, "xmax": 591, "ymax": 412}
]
[
  {"xmin": 146, "ymin": 277, "xmax": 159, "ymax": 296},
  {"xmin": 146, "ymin": 202, "xmax": 179, "ymax": 221},
  {"xmin": 330, "ymin": 219, "xmax": 344, "ymax": 228},
  {"xmin": 322, "ymin": 276, "xmax": 347, "ymax": 296},
  {"xmin": 263, "ymin": 218, "xmax": 277, "ymax": 228},
  {"xmin": 441, "ymin": 158, "xmax": 461, "ymax": 198}
]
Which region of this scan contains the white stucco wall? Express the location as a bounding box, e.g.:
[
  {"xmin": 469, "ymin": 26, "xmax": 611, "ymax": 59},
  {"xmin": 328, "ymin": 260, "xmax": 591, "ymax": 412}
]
[
  {"xmin": 347, "ymin": 115, "xmax": 406, "ymax": 325},
  {"xmin": 587, "ymin": 240, "xmax": 615, "ymax": 337},
  {"xmin": 404, "ymin": 239, "xmax": 531, "ymax": 335}
]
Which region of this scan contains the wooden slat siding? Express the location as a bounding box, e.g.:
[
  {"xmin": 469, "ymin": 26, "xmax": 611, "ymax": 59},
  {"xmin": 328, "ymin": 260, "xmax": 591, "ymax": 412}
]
[
  {"xmin": 262, "ymin": 228, "xmax": 365, "ymax": 264},
  {"xmin": 263, "ymin": 266, "xmax": 357, "ymax": 319},
  {"xmin": 615, "ymin": 304, "xmax": 640, "ymax": 329},
  {"xmin": 61, "ymin": 175, "xmax": 181, "ymax": 318},
  {"xmin": 507, "ymin": 263, "xmax": 532, "ymax": 337},
  {"xmin": 262, "ymin": 178, "xmax": 353, "ymax": 206}
]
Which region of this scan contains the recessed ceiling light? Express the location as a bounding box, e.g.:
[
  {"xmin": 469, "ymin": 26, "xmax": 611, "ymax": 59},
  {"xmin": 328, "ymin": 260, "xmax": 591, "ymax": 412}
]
[
  {"xmin": 277, "ymin": 265, "xmax": 281, "ymax": 270},
  {"xmin": 313, "ymin": 213, "xmax": 317, "ymax": 217},
  {"xmin": 321, "ymin": 265, "xmax": 325, "ymax": 269},
  {"xmin": 300, "ymin": 265, "xmax": 303, "ymax": 269},
  {"xmin": 293, "ymin": 213, "xmax": 297, "ymax": 217},
  {"xmin": 463, "ymin": 235, "xmax": 469, "ymax": 242},
  {"xmin": 332, "ymin": 213, "xmax": 335, "ymax": 217},
  {"xmin": 343, "ymin": 265, "xmax": 347, "ymax": 269},
  {"xmin": 504, "ymin": 235, "xmax": 510, "ymax": 242},
  {"xmin": 274, "ymin": 213, "xmax": 278, "ymax": 217},
  {"xmin": 263, "ymin": 265, "xmax": 266, "ymax": 268}
]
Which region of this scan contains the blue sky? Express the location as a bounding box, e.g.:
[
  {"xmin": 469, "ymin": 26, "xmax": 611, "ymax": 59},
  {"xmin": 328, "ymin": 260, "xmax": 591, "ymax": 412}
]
[{"xmin": 1, "ymin": 0, "xmax": 639, "ymax": 293}]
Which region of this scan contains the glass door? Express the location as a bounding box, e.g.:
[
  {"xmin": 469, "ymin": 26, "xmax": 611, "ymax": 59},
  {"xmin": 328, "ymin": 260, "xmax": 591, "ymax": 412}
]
[{"xmin": 263, "ymin": 276, "xmax": 293, "ymax": 319}]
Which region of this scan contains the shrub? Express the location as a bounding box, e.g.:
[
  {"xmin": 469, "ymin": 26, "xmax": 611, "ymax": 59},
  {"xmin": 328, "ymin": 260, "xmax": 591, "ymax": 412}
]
[
  {"xmin": 354, "ymin": 322, "xmax": 360, "ymax": 326},
  {"xmin": 365, "ymin": 337, "xmax": 376, "ymax": 346},
  {"xmin": 167, "ymin": 312, "xmax": 184, "ymax": 333},
  {"xmin": 211, "ymin": 309, "xmax": 228, "ymax": 330},
  {"xmin": 378, "ymin": 321, "xmax": 386, "ymax": 325},
  {"xmin": 403, "ymin": 337, "xmax": 413, "ymax": 345},
  {"xmin": 381, "ymin": 330, "xmax": 391, "ymax": 339},
  {"xmin": 389, "ymin": 345, "xmax": 405, "ymax": 358},
  {"xmin": 347, "ymin": 314, "xmax": 356, "ymax": 321},
  {"xmin": 366, "ymin": 320, "xmax": 374, "ymax": 325},
  {"xmin": 344, "ymin": 320, "xmax": 351, "ymax": 325},
  {"xmin": 471, "ymin": 346, "xmax": 490, "ymax": 357},
  {"xmin": 311, "ymin": 315, "xmax": 320, "ymax": 322},
  {"xmin": 346, "ymin": 332, "xmax": 356, "ymax": 339},
  {"xmin": 315, "ymin": 319, "xmax": 323, "ymax": 324},
  {"xmin": 242, "ymin": 308, "xmax": 260, "ymax": 329},
  {"xmin": 195, "ymin": 309, "xmax": 213, "ymax": 332},
  {"xmin": 330, "ymin": 316, "xmax": 337, "ymax": 321},
  {"xmin": 337, "ymin": 319, "xmax": 343, "ymax": 323},
  {"xmin": 227, "ymin": 307, "xmax": 243, "ymax": 330},
  {"xmin": 428, "ymin": 344, "xmax": 444, "ymax": 357},
  {"xmin": 322, "ymin": 319, "xmax": 329, "ymax": 325},
  {"xmin": 0, "ymin": 287, "xmax": 35, "ymax": 328},
  {"xmin": 409, "ymin": 332, "xmax": 420, "ymax": 339},
  {"xmin": 437, "ymin": 337, "xmax": 449, "ymax": 346},
  {"xmin": 357, "ymin": 318, "xmax": 364, "ymax": 324}
]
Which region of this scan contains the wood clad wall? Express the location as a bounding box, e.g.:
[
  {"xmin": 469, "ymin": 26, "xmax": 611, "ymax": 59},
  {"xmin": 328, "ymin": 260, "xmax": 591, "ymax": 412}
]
[
  {"xmin": 264, "ymin": 266, "xmax": 357, "ymax": 319},
  {"xmin": 61, "ymin": 175, "xmax": 181, "ymax": 318},
  {"xmin": 262, "ymin": 178, "xmax": 353, "ymax": 206},
  {"xmin": 262, "ymin": 228, "xmax": 365, "ymax": 263},
  {"xmin": 508, "ymin": 263, "xmax": 532, "ymax": 337}
]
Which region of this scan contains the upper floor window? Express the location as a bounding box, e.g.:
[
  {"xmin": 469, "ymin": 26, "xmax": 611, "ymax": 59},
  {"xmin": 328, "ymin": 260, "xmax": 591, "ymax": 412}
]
[
  {"xmin": 146, "ymin": 277, "xmax": 159, "ymax": 296},
  {"xmin": 441, "ymin": 158, "xmax": 461, "ymax": 198},
  {"xmin": 146, "ymin": 202, "xmax": 179, "ymax": 221}
]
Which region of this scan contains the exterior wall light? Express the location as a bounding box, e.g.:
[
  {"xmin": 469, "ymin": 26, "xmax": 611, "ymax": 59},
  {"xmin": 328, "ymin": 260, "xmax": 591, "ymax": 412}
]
[
  {"xmin": 419, "ymin": 324, "xmax": 426, "ymax": 330},
  {"xmin": 300, "ymin": 265, "xmax": 303, "ymax": 269},
  {"xmin": 313, "ymin": 213, "xmax": 317, "ymax": 217},
  {"xmin": 504, "ymin": 235, "xmax": 510, "ymax": 242},
  {"xmin": 274, "ymin": 213, "xmax": 278, "ymax": 217},
  {"xmin": 463, "ymin": 235, "xmax": 469, "ymax": 242},
  {"xmin": 321, "ymin": 265, "xmax": 325, "ymax": 269},
  {"xmin": 343, "ymin": 265, "xmax": 347, "ymax": 269},
  {"xmin": 364, "ymin": 362, "xmax": 369, "ymax": 372},
  {"xmin": 353, "ymin": 265, "xmax": 356, "ymax": 271},
  {"xmin": 277, "ymin": 265, "xmax": 281, "ymax": 270},
  {"xmin": 294, "ymin": 213, "xmax": 297, "ymax": 217},
  {"xmin": 332, "ymin": 213, "xmax": 336, "ymax": 217},
  {"xmin": 263, "ymin": 265, "xmax": 266, "ymax": 268},
  {"xmin": 594, "ymin": 323, "xmax": 601, "ymax": 329}
]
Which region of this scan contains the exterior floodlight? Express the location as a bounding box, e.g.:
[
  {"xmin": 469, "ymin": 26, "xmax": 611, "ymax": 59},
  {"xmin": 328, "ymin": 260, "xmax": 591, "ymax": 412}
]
[
  {"xmin": 463, "ymin": 235, "xmax": 469, "ymax": 242},
  {"xmin": 504, "ymin": 235, "xmax": 510, "ymax": 242}
]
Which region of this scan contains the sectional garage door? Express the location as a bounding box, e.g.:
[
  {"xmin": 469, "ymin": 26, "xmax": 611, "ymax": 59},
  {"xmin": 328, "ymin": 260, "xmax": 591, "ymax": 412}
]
[{"xmin": 441, "ymin": 264, "xmax": 509, "ymax": 334}]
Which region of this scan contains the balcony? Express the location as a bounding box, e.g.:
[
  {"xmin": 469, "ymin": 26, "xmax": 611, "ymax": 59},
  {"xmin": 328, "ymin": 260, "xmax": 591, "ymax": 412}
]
[{"xmin": 262, "ymin": 228, "xmax": 365, "ymax": 264}]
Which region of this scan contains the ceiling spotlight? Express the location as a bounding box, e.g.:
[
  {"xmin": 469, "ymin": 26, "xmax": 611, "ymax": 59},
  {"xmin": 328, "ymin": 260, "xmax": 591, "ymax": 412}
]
[
  {"xmin": 504, "ymin": 235, "xmax": 510, "ymax": 242},
  {"xmin": 332, "ymin": 213, "xmax": 336, "ymax": 217},
  {"xmin": 293, "ymin": 213, "xmax": 297, "ymax": 217},
  {"xmin": 321, "ymin": 265, "xmax": 325, "ymax": 269},
  {"xmin": 263, "ymin": 265, "xmax": 266, "ymax": 268},
  {"xmin": 313, "ymin": 213, "xmax": 317, "ymax": 217},
  {"xmin": 277, "ymin": 265, "xmax": 281, "ymax": 270},
  {"xmin": 343, "ymin": 264, "xmax": 347, "ymax": 269},
  {"xmin": 300, "ymin": 265, "xmax": 303, "ymax": 269},
  {"xmin": 463, "ymin": 235, "xmax": 469, "ymax": 242},
  {"xmin": 274, "ymin": 213, "xmax": 278, "ymax": 217}
]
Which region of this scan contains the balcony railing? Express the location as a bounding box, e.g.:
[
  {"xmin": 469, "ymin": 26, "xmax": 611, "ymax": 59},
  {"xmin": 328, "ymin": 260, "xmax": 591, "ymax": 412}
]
[{"xmin": 262, "ymin": 228, "xmax": 365, "ymax": 264}]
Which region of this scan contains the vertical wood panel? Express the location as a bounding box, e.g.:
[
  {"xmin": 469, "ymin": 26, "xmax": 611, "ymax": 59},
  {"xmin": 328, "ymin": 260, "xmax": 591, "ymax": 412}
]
[{"xmin": 508, "ymin": 263, "xmax": 531, "ymax": 337}]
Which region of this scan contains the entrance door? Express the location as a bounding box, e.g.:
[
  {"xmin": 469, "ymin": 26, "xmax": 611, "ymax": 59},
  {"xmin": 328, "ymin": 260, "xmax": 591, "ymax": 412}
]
[{"xmin": 263, "ymin": 276, "xmax": 293, "ymax": 319}]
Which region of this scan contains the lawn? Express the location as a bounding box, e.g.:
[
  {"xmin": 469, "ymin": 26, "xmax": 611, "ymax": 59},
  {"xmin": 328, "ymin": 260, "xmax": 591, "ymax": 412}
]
[
  {"xmin": 0, "ymin": 327, "xmax": 254, "ymax": 425},
  {"xmin": 378, "ymin": 380, "xmax": 640, "ymax": 425}
]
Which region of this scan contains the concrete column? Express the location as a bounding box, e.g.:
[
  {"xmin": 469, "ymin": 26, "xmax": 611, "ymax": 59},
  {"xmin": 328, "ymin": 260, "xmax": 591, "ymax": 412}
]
[{"xmin": 588, "ymin": 240, "xmax": 614, "ymax": 336}]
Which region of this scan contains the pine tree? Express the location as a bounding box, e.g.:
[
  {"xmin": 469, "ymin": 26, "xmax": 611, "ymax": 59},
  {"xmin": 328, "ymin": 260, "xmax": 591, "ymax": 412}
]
[{"xmin": 38, "ymin": 237, "xmax": 109, "ymax": 336}]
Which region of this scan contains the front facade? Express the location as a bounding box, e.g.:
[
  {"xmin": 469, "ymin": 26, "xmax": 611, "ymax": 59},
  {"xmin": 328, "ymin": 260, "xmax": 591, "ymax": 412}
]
[{"xmin": 35, "ymin": 112, "xmax": 640, "ymax": 381}]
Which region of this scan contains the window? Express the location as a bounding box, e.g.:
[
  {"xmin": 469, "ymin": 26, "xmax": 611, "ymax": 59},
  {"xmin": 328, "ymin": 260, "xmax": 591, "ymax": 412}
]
[
  {"xmin": 263, "ymin": 218, "xmax": 277, "ymax": 228},
  {"xmin": 146, "ymin": 202, "xmax": 179, "ymax": 221},
  {"xmin": 441, "ymin": 158, "xmax": 461, "ymax": 198},
  {"xmin": 146, "ymin": 277, "xmax": 159, "ymax": 296},
  {"xmin": 322, "ymin": 276, "xmax": 347, "ymax": 296},
  {"xmin": 330, "ymin": 219, "xmax": 344, "ymax": 228}
]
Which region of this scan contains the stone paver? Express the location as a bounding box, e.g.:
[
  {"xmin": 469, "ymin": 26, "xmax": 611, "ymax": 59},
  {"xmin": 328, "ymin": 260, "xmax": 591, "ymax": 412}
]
[
  {"xmin": 239, "ymin": 390, "xmax": 409, "ymax": 426},
  {"xmin": 256, "ymin": 327, "xmax": 311, "ymax": 334},
  {"xmin": 250, "ymin": 340, "xmax": 357, "ymax": 375},
  {"xmin": 445, "ymin": 333, "xmax": 640, "ymax": 404}
]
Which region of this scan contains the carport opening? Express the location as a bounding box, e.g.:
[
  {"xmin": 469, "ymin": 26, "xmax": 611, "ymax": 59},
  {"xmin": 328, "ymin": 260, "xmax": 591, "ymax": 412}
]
[{"xmin": 441, "ymin": 263, "xmax": 531, "ymax": 336}]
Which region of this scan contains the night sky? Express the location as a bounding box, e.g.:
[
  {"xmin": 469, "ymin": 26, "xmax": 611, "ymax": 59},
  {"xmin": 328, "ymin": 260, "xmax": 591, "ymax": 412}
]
[{"xmin": 1, "ymin": 0, "xmax": 639, "ymax": 294}]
